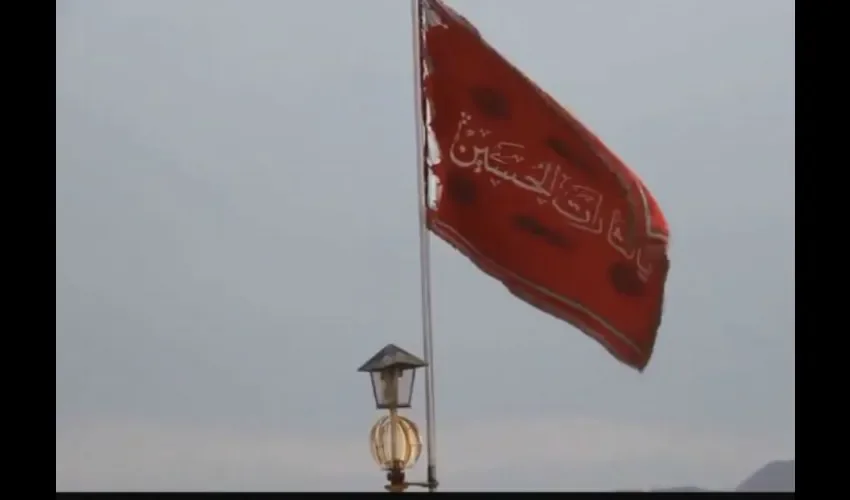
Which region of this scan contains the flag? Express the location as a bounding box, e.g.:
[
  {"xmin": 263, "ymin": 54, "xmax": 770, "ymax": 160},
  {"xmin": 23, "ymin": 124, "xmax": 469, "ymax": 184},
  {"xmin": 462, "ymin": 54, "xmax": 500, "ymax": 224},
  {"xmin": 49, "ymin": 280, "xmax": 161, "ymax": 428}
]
[{"xmin": 419, "ymin": 0, "xmax": 671, "ymax": 371}]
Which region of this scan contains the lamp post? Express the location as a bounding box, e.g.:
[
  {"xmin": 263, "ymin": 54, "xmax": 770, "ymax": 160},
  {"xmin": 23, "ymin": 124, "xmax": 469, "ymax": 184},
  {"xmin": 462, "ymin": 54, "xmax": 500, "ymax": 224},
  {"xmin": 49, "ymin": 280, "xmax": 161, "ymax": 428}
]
[{"xmin": 358, "ymin": 344, "xmax": 434, "ymax": 493}]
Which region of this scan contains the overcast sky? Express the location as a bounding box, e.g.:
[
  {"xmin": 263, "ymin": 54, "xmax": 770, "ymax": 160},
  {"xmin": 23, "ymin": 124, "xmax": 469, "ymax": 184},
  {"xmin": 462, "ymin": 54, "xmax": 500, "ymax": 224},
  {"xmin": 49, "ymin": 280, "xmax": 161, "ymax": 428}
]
[{"xmin": 56, "ymin": 0, "xmax": 795, "ymax": 491}]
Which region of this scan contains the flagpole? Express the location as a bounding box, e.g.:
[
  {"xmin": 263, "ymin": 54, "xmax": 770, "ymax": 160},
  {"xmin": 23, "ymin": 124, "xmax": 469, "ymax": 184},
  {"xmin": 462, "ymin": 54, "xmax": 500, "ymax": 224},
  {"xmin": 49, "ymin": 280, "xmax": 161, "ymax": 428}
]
[{"xmin": 410, "ymin": 0, "xmax": 438, "ymax": 492}]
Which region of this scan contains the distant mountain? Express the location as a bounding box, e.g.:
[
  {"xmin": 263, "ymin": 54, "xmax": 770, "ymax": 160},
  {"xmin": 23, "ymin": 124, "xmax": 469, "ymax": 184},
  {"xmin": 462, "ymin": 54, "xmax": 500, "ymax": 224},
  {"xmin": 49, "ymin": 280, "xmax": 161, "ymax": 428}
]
[
  {"xmin": 736, "ymin": 460, "xmax": 794, "ymax": 492},
  {"xmin": 651, "ymin": 459, "xmax": 794, "ymax": 492}
]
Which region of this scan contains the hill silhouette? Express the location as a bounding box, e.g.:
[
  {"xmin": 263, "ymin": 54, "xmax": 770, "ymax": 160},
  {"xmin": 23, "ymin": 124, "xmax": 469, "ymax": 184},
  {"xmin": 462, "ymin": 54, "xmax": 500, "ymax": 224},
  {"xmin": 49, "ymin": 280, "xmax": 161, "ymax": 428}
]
[
  {"xmin": 736, "ymin": 460, "xmax": 794, "ymax": 492},
  {"xmin": 651, "ymin": 459, "xmax": 794, "ymax": 492}
]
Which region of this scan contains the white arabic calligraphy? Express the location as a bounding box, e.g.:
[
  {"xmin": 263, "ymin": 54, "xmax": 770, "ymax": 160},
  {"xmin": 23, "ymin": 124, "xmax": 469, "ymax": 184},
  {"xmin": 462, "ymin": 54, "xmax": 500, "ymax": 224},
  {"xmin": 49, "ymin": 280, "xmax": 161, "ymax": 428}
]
[
  {"xmin": 608, "ymin": 210, "xmax": 656, "ymax": 281},
  {"xmin": 607, "ymin": 210, "xmax": 634, "ymax": 260},
  {"xmin": 635, "ymin": 249, "xmax": 654, "ymax": 281},
  {"xmin": 554, "ymin": 183, "xmax": 604, "ymax": 235},
  {"xmin": 446, "ymin": 112, "xmax": 656, "ymax": 279},
  {"xmin": 448, "ymin": 114, "xmax": 533, "ymax": 188}
]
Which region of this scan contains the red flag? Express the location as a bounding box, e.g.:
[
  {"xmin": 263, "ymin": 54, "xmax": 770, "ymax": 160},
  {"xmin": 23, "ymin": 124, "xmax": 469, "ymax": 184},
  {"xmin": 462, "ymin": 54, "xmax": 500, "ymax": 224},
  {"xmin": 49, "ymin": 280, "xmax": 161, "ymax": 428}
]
[{"xmin": 420, "ymin": 0, "xmax": 670, "ymax": 371}]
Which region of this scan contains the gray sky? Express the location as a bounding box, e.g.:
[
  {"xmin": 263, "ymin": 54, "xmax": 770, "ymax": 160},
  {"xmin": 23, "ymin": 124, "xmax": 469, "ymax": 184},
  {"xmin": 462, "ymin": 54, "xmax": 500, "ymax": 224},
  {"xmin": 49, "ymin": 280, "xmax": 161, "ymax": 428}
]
[{"xmin": 56, "ymin": 0, "xmax": 795, "ymax": 491}]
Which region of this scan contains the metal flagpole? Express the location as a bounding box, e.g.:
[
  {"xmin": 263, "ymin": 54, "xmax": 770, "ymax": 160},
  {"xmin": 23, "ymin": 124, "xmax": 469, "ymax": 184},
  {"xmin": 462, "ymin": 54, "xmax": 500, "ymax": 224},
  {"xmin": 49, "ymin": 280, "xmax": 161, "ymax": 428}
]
[{"xmin": 410, "ymin": 0, "xmax": 438, "ymax": 492}]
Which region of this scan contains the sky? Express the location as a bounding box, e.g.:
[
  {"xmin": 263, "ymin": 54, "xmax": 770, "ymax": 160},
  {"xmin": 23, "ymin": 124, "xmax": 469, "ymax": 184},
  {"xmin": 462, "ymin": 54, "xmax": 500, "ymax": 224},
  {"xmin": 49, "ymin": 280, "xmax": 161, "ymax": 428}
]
[{"xmin": 56, "ymin": 0, "xmax": 795, "ymax": 492}]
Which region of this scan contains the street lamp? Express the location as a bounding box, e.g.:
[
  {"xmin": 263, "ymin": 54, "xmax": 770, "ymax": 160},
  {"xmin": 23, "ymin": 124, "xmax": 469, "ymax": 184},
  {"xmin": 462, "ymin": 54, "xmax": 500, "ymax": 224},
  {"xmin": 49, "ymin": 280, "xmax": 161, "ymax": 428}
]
[{"xmin": 358, "ymin": 344, "xmax": 432, "ymax": 493}]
